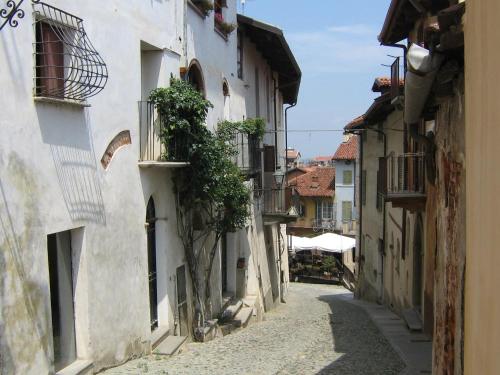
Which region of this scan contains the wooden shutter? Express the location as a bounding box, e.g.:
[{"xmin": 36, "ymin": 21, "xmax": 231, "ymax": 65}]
[
  {"xmin": 36, "ymin": 22, "xmax": 64, "ymax": 97},
  {"xmin": 343, "ymin": 170, "xmax": 353, "ymax": 185},
  {"xmin": 264, "ymin": 145, "xmax": 275, "ymax": 172},
  {"xmin": 362, "ymin": 170, "xmax": 367, "ymax": 206}
]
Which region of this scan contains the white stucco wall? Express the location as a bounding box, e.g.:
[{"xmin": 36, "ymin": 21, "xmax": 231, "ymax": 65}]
[
  {"xmin": 0, "ymin": 1, "xmax": 292, "ymax": 373},
  {"xmin": 334, "ymin": 160, "xmax": 356, "ymax": 231}
]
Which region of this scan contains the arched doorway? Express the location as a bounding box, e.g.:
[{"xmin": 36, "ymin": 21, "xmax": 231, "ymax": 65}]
[
  {"xmin": 146, "ymin": 197, "xmax": 158, "ymax": 331},
  {"xmin": 187, "ymin": 60, "xmax": 205, "ymax": 95}
]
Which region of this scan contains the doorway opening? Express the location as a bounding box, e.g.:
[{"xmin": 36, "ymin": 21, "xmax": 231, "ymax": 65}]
[{"xmin": 146, "ymin": 197, "xmax": 159, "ymax": 331}]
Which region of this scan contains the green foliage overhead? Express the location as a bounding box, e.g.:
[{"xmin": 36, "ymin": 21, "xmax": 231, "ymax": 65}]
[
  {"xmin": 216, "ymin": 118, "xmax": 266, "ymax": 143},
  {"xmin": 149, "ymin": 78, "xmax": 250, "ymax": 234}
]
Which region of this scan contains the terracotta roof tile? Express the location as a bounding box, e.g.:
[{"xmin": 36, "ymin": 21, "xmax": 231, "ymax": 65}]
[
  {"xmin": 286, "ymin": 149, "xmax": 300, "ymax": 159},
  {"xmin": 289, "ymin": 167, "xmax": 335, "ymax": 198},
  {"xmin": 344, "ymin": 115, "xmax": 365, "ymax": 130},
  {"xmin": 333, "ymin": 136, "xmax": 358, "ymax": 160},
  {"xmin": 314, "ymin": 155, "xmax": 334, "ymax": 162},
  {"xmin": 372, "ymin": 76, "xmax": 405, "ymax": 92}
]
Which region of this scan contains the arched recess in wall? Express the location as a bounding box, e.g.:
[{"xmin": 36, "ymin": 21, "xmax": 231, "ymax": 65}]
[
  {"xmin": 187, "ymin": 59, "xmax": 206, "ymax": 97},
  {"xmin": 222, "ymin": 78, "xmax": 230, "ymax": 120}
]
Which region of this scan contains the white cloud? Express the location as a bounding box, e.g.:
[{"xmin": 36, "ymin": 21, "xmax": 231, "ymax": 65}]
[{"xmin": 327, "ymin": 24, "xmax": 374, "ymax": 35}]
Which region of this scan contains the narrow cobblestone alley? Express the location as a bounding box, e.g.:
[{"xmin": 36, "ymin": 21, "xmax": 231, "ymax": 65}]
[{"xmin": 102, "ymin": 283, "xmax": 405, "ymax": 375}]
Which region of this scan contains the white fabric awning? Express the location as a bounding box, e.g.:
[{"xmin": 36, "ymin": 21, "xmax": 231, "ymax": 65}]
[{"xmin": 291, "ymin": 233, "xmax": 355, "ymax": 254}]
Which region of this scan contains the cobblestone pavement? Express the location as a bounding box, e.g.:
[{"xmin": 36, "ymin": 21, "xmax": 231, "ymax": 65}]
[{"xmin": 102, "ymin": 283, "xmax": 405, "ymax": 375}]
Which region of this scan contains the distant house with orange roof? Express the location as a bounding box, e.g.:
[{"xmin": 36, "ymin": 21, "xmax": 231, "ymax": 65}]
[
  {"xmin": 332, "ymin": 134, "xmax": 359, "ymax": 236},
  {"xmin": 285, "ymin": 148, "xmax": 301, "ymax": 168},
  {"xmin": 286, "ymin": 167, "xmax": 335, "ymax": 236}
]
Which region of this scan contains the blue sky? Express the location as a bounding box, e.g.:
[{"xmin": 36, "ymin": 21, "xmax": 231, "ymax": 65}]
[{"xmin": 237, "ymin": 0, "xmax": 397, "ymax": 159}]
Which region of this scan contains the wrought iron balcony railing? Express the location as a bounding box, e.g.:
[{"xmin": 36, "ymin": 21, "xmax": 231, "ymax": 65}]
[
  {"xmin": 230, "ymin": 132, "xmax": 261, "ymax": 175},
  {"xmin": 312, "ymin": 219, "xmax": 336, "ymax": 233},
  {"xmin": 385, "ymin": 153, "xmax": 426, "ymax": 201},
  {"xmin": 255, "ymin": 188, "xmax": 297, "ymax": 217},
  {"xmin": 138, "ymin": 101, "xmax": 189, "ymax": 163}
]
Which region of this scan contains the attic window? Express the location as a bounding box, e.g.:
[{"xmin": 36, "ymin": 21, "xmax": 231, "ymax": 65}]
[{"xmin": 33, "ymin": 2, "xmax": 108, "ymax": 102}]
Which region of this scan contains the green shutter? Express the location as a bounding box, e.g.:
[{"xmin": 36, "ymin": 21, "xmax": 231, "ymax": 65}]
[
  {"xmin": 342, "ymin": 201, "xmax": 352, "ymax": 222},
  {"xmin": 343, "ymin": 170, "xmax": 353, "ymax": 185}
]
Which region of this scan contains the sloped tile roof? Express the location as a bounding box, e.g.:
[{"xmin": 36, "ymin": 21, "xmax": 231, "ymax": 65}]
[
  {"xmin": 344, "ymin": 115, "xmax": 365, "ymax": 131},
  {"xmin": 314, "ymin": 155, "xmax": 334, "ymax": 162},
  {"xmin": 289, "ymin": 167, "xmax": 335, "ymax": 198},
  {"xmin": 372, "ymin": 76, "xmax": 405, "ymax": 92},
  {"xmin": 286, "ymin": 149, "xmax": 300, "ymax": 159},
  {"xmin": 333, "ymin": 136, "xmax": 358, "ymax": 160}
]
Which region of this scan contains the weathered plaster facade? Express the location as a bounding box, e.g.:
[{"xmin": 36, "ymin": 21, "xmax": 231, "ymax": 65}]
[{"xmin": 0, "ymin": 1, "xmax": 298, "ymax": 374}]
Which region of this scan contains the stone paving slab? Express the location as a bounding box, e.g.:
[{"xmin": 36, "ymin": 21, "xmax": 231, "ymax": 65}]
[
  {"xmin": 339, "ymin": 295, "xmax": 432, "ymax": 375},
  {"xmin": 102, "ymin": 283, "xmax": 405, "ymax": 375}
]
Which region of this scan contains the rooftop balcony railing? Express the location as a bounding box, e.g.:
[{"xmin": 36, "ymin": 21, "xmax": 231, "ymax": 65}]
[
  {"xmin": 138, "ymin": 101, "xmax": 189, "ymax": 166},
  {"xmin": 385, "ymin": 152, "xmax": 426, "ymax": 209}
]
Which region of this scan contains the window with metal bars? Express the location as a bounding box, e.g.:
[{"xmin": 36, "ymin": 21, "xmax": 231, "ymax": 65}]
[{"xmin": 33, "ymin": 2, "xmax": 107, "ymax": 102}]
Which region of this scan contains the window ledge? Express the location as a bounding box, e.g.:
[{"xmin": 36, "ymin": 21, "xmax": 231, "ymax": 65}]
[
  {"xmin": 214, "ymin": 26, "xmax": 229, "ymax": 41},
  {"xmin": 56, "ymin": 360, "xmax": 93, "ymax": 375},
  {"xmin": 187, "ymin": 1, "xmax": 208, "ymax": 19},
  {"xmin": 34, "ymin": 96, "xmax": 90, "ymax": 108}
]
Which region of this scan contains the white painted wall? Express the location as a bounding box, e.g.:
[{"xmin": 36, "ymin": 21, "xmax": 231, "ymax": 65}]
[
  {"xmin": 334, "ymin": 160, "xmax": 356, "ymax": 231},
  {"xmin": 0, "ymin": 1, "xmax": 293, "ymax": 373}
]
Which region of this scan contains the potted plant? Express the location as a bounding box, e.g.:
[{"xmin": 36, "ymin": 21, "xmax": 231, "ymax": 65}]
[{"xmin": 214, "ymin": 12, "xmax": 236, "ymax": 36}]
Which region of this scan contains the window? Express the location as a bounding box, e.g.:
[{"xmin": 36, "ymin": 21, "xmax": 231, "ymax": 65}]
[
  {"xmin": 34, "ymin": 3, "xmax": 107, "ymax": 101},
  {"xmin": 343, "ymin": 170, "xmax": 353, "ymax": 185},
  {"xmin": 237, "ymin": 30, "xmax": 243, "ymax": 79},
  {"xmin": 264, "ymin": 145, "xmax": 276, "ymax": 172},
  {"xmin": 316, "ymin": 201, "xmax": 334, "ymax": 220},
  {"xmin": 376, "ymin": 157, "xmax": 386, "ymax": 211},
  {"xmin": 342, "ymin": 201, "xmax": 352, "ymax": 222},
  {"xmin": 187, "ymin": 61, "xmax": 205, "ymax": 95}
]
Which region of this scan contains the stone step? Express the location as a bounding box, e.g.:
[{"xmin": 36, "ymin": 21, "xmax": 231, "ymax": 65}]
[
  {"xmin": 153, "ymin": 335, "xmax": 187, "ymax": 356},
  {"xmin": 233, "ymin": 307, "xmax": 253, "ymax": 328},
  {"xmin": 402, "ymin": 308, "xmax": 423, "ymax": 332},
  {"xmin": 220, "ymin": 299, "xmax": 243, "ymax": 322},
  {"xmin": 242, "ymin": 295, "xmax": 257, "ymax": 308}
]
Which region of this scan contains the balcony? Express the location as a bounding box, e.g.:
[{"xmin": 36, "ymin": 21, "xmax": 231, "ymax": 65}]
[
  {"xmin": 138, "ymin": 101, "xmax": 189, "ymax": 169},
  {"xmin": 385, "ymin": 153, "xmax": 426, "ymax": 210},
  {"xmin": 256, "ymin": 188, "xmax": 298, "ymax": 225},
  {"xmin": 312, "ymin": 219, "xmax": 336, "ymax": 233},
  {"xmin": 230, "ymin": 132, "xmax": 261, "ymax": 177}
]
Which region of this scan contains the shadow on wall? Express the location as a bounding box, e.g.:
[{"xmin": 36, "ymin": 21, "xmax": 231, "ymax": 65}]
[
  {"xmin": 36, "ymin": 105, "xmax": 106, "ymax": 224},
  {"xmin": 0, "ymin": 160, "xmax": 51, "ymax": 373},
  {"xmin": 314, "ymin": 294, "xmax": 405, "ymax": 375}
]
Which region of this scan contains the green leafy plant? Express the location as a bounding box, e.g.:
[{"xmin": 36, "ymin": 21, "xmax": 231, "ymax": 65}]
[
  {"xmin": 149, "ymin": 79, "xmax": 251, "ymax": 341},
  {"xmin": 216, "ymin": 118, "xmax": 266, "ymax": 142},
  {"xmin": 215, "ymin": 19, "xmax": 236, "ymax": 36},
  {"xmin": 320, "ymin": 256, "xmax": 336, "ymax": 274}
]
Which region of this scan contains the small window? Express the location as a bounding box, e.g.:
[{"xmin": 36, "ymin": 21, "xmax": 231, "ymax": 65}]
[
  {"xmin": 187, "ymin": 61, "xmax": 205, "ymax": 95},
  {"xmin": 237, "ymin": 30, "xmax": 243, "ymax": 79},
  {"xmin": 343, "ymin": 170, "xmax": 353, "ymax": 185},
  {"xmin": 223, "ymin": 80, "xmax": 230, "ymax": 97}
]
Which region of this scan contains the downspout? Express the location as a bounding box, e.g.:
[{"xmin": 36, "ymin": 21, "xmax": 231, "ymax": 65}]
[
  {"xmin": 272, "ymin": 77, "xmax": 279, "ymax": 168},
  {"xmin": 281, "ymin": 101, "xmax": 297, "ymax": 303}
]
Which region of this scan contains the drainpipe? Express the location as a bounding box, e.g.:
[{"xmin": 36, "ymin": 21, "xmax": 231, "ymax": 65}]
[{"xmin": 272, "ymin": 77, "xmax": 279, "ymax": 169}]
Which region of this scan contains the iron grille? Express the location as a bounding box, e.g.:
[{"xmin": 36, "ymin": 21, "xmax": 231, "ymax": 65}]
[
  {"xmin": 33, "ymin": 2, "xmax": 107, "ymax": 101},
  {"xmin": 1, "ymin": 0, "xmax": 40, "ymax": 31}
]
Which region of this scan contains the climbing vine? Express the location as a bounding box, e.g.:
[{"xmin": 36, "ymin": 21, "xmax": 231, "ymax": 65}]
[{"xmin": 149, "ymin": 79, "xmax": 253, "ymax": 340}]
